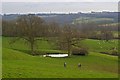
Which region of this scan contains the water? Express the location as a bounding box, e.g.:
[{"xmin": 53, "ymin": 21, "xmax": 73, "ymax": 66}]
[{"xmin": 43, "ymin": 54, "xmax": 68, "ymax": 58}]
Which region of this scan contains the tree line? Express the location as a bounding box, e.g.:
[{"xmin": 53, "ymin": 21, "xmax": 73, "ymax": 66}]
[{"xmin": 2, "ymin": 14, "xmax": 119, "ymax": 56}]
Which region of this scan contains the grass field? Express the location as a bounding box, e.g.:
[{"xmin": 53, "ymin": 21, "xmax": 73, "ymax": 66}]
[
  {"xmin": 72, "ymin": 17, "xmax": 115, "ymax": 24},
  {"xmin": 2, "ymin": 37, "xmax": 118, "ymax": 78},
  {"xmin": 80, "ymin": 39, "xmax": 119, "ymax": 52}
]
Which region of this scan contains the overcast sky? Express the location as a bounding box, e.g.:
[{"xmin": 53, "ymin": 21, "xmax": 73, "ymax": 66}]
[
  {"xmin": 2, "ymin": 1, "xmax": 119, "ymax": 14},
  {"xmin": 1, "ymin": 0, "xmax": 120, "ymax": 2}
]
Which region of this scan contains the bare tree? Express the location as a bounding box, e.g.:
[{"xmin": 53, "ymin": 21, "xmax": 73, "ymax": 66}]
[
  {"xmin": 2, "ymin": 20, "xmax": 17, "ymax": 37},
  {"xmin": 100, "ymin": 30, "xmax": 113, "ymax": 41},
  {"xmin": 47, "ymin": 22, "xmax": 60, "ymax": 37},
  {"xmin": 11, "ymin": 14, "xmax": 45, "ymax": 55},
  {"xmin": 58, "ymin": 24, "xmax": 82, "ymax": 56},
  {"xmin": 99, "ymin": 24, "xmax": 114, "ymax": 41}
]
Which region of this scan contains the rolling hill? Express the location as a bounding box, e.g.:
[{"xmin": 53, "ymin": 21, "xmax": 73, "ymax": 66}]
[{"xmin": 2, "ymin": 37, "xmax": 118, "ymax": 78}]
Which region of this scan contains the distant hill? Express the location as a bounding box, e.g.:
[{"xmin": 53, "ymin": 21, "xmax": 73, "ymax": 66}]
[
  {"xmin": 2, "ymin": 12, "xmax": 119, "ymax": 25},
  {"xmin": 72, "ymin": 17, "xmax": 115, "ymax": 24}
]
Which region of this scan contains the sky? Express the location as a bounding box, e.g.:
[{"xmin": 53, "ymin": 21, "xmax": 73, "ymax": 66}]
[
  {"xmin": 1, "ymin": 0, "xmax": 119, "ymax": 14},
  {"xmin": 1, "ymin": 0, "xmax": 120, "ymax": 2}
]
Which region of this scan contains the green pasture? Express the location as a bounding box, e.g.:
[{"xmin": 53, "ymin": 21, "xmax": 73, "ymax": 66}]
[{"xmin": 2, "ymin": 37, "xmax": 118, "ymax": 78}]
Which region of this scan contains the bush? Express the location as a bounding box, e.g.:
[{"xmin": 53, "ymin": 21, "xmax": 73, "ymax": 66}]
[
  {"xmin": 72, "ymin": 48, "xmax": 89, "ymax": 56},
  {"xmin": 110, "ymin": 50, "xmax": 118, "ymax": 56}
]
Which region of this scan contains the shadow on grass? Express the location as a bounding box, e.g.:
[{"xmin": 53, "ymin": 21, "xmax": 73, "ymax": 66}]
[
  {"xmin": 9, "ymin": 48, "xmax": 72, "ymax": 58},
  {"xmin": 10, "ymin": 48, "xmax": 49, "ymax": 56},
  {"xmin": 10, "ymin": 48, "xmax": 32, "ymax": 55}
]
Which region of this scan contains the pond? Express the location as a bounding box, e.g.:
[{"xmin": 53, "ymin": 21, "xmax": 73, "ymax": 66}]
[{"xmin": 43, "ymin": 54, "xmax": 68, "ymax": 58}]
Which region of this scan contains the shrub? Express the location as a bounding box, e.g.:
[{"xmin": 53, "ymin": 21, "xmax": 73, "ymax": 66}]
[
  {"xmin": 110, "ymin": 50, "xmax": 118, "ymax": 56},
  {"xmin": 72, "ymin": 47, "xmax": 89, "ymax": 56}
]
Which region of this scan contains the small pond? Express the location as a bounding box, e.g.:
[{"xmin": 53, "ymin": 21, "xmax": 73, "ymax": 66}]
[{"xmin": 43, "ymin": 54, "xmax": 68, "ymax": 58}]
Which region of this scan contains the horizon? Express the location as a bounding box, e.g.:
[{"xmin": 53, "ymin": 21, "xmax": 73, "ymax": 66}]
[{"xmin": 1, "ymin": 11, "xmax": 119, "ymax": 15}]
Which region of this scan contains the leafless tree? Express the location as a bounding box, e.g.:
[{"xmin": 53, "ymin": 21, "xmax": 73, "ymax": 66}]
[
  {"xmin": 47, "ymin": 22, "xmax": 61, "ymax": 37},
  {"xmin": 99, "ymin": 24, "xmax": 114, "ymax": 41},
  {"xmin": 58, "ymin": 24, "xmax": 83, "ymax": 56},
  {"xmin": 2, "ymin": 20, "xmax": 17, "ymax": 37},
  {"xmin": 11, "ymin": 14, "xmax": 45, "ymax": 55}
]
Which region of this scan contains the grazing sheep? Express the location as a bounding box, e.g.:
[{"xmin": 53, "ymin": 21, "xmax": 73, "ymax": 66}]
[
  {"xmin": 64, "ymin": 62, "xmax": 67, "ymax": 68},
  {"xmin": 78, "ymin": 63, "xmax": 81, "ymax": 68}
]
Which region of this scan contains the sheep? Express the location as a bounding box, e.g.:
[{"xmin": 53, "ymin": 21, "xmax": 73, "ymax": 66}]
[
  {"xmin": 78, "ymin": 63, "xmax": 81, "ymax": 68},
  {"xmin": 64, "ymin": 62, "xmax": 67, "ymax": 68}
]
